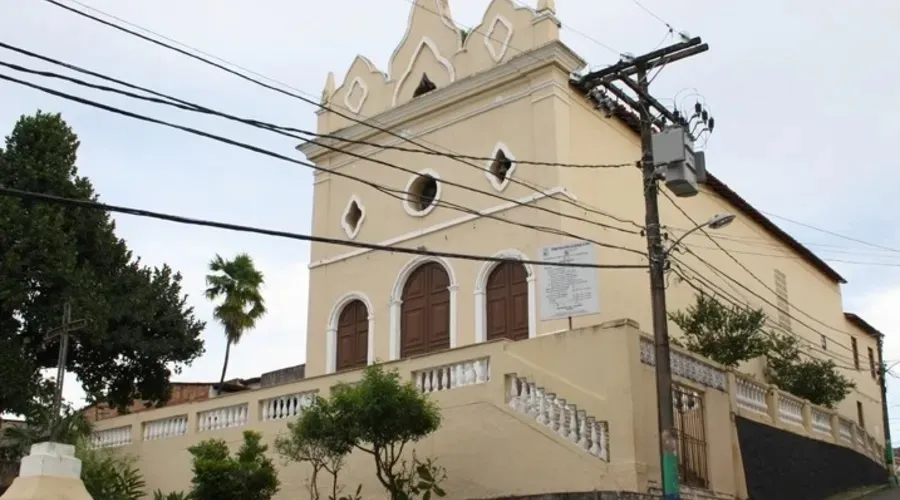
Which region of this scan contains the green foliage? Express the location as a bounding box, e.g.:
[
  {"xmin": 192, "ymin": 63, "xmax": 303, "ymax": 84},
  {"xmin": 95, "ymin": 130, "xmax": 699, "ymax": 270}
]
[
  {"xmin": 668, "ymin": 293, "xmax": 770, "ymax": 368},
  {"xmin": 204, "ymin": 253, "xmax": 266, "ymax": 386},
  {"xmin": 669, "ymin": 293, "xmax": 855, "ymax": 408},
  {"xmin": 188, "ymin": 430, "xmax": 279, "ymax": 500},
  {"xmin": 0, "ymin": 111, "xmax": 205, "ymax": 414},
  {"xmin": 274, "ymin": 396, "xmax": 354, "ymax": 500},
  {"xmin": 77, "ymin": 440, "xmax": 146, "ymax": 500},
  {"xmin": 766, "ymin": 333, "xmax": 855, "ymax": 408},
  {"xmin": 459, "ymin": 28, "xmax": 471, "ymax": 43},
  {"xmin": 0, "ymin": 405, "xmax": 92, "ymax": 460},
  {"xmin": 329, "ymin": 364, "xmax": 443, "ymax": 499},
  {"xmin": 152, "ymin": 490, "xmax": 188, "ymax": 500},
  {"xmin": 393, "ymin": 454, "xmax": 447, "ymax": 500}
]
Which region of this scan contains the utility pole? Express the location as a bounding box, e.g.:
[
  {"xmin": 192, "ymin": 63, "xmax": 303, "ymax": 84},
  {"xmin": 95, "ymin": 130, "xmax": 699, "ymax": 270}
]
[
  {"xmin": 878, "ymin": 336, "xmax": 897, "ymax": 485},
  {"xmin": 44, "ymin": 301, "xmax": 87, "ymax": 441},
  {"xmin": 574, "ymin": 37, "xmax": 709, "ymax": 500}
]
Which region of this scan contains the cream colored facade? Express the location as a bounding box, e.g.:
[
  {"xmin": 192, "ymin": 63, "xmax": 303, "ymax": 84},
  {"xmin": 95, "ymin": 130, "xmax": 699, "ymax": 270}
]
[
  {"xmin": 84, "ymin": 1, "xmax": 885, "ymax": 498},
  {"xmin": 299, "ymin": 0, "xmax": 882, "ymax": 432}
]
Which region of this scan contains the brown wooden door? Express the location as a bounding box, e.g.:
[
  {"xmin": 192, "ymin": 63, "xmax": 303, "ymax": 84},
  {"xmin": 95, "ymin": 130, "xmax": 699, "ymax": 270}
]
[
  {"xmin": 401, "ymin": 262, "xmax": 450, "ymax": 358},
  {"xmin": 486, "ymin": 262, "xmax": 529, "ymax": 341},
  {"xmin": 336, "ymin": 299, "xmax": 368, "ymax": 371}
]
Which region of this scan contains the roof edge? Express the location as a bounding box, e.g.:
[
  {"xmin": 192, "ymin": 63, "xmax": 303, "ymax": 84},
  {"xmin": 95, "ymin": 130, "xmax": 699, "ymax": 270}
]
[
  {"xmin": 568, "ymin": 82, "xmax": 846, "ymax": 285},
  {"xmin": 844, "ymin": 312, "xmax": 884, "ymax": 339}
]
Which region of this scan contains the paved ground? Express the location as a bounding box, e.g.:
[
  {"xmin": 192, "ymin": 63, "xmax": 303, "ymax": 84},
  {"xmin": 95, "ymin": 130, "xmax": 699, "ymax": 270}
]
[{"xmin": 863, "ymin": 487, "xmax": 900, "ymax": 499}]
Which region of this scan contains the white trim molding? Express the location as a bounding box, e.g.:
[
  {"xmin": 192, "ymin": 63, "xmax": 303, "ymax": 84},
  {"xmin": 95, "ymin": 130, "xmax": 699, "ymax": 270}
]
[
  {"xmin": 403, "ymin": 168, "xmax": 442, "ymax": 217},
  {"xmin": 473, "ymin": 249, "xmax": 537, "ymax": 343},
  {"xmin": 343, "ymin": 77, "xmax": 369, "ymax": 114},
  {"xmin": 389, "ymin": 255, "xmax": 459, "ymax": 361},
  {"xmin": 340, "ymin": 194, "xmax": 366, "ymax": 239},
  {"xmin": 484, "ymin": 142, "xmax": 517, "ymax": 192},
  {"xmin": 325, "ymin": 291, "xmax": 376, "ymax": 374},
  {"xmin": 392, "ymin": 37, "xmax": 456, "ymax": 107},
  {"xmin": 483, "ymin": 15, "xmax": 514, "ymax": 63},
  {"xmin": 309, "ymin": 186, "xmax": 575, "ymax": 268}
]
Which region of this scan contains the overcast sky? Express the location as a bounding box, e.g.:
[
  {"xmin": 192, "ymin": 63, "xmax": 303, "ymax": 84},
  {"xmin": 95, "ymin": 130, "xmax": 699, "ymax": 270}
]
[{"xmin": 2, "ymin": 0, "xmax": 900, "ymax": 436}]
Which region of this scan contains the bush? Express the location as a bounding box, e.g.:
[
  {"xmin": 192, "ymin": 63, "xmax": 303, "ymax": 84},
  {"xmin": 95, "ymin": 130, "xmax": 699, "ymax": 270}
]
[
  {"xmin": 766, "ymin": 333, "xmax": 855, "ymax": 408},
  {"xmin": 668, "ymin": 293, "xmax": 770, "ymax": 368},
  {"xmin": 188, "ymin": 430, "xmax": 279, "ymax": 500},
  {"xmin": 77, "ymin": 440, "xmax": 146, "ymax": 500}
]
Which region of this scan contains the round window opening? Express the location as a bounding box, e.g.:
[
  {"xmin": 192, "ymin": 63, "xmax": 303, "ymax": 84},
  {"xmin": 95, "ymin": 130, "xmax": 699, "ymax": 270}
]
[{"xmin": 407, "ymin": 174, "xmax": 439, "ymax": 213}]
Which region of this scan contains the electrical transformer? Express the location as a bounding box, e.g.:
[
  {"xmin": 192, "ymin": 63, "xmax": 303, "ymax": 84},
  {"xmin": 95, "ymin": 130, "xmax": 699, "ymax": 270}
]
[{"xmin": 650, "ymin": 127, "xmax": 706, "ymax": 197}]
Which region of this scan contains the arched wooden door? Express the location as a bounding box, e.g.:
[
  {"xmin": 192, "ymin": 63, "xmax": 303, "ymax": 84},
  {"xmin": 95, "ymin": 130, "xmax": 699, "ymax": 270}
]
[
  {"xmin": 400, "ymin": 262, "xmax": 451, "ymax": 358},
  {"xmin": 335, "ymin": 299, "xmax": 369, "ymax": 371},
  {"xmin": 485, "ymin": 261, "xmax": 529, "ymax": 341}
]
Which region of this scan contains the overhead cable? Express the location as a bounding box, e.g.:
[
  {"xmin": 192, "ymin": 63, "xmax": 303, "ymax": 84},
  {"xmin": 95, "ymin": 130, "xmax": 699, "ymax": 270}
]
[
  {"xmin": 40, "ymin": 0, "xmax": 647, "ymax": 233},
  {"xmin": 0, "ymin": 69, "xmax": 651, "ymax": 257},
  {"xmin": 0, "ymin": 186, "xmax": 647, "ymax": 271}
]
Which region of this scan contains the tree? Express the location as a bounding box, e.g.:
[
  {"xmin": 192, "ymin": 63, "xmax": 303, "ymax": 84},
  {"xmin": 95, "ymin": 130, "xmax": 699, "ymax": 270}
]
[
  {"xmin": 668, "ymin": 293, "xmax": 770, "ymax": 368},
  {"xmin": 204, "ymin": 253, "xmax": 267, "ymax": 388},
  {"xmin": 766, "ymin": 333, "xmax": 855, "ymax": 408},
  {"xmin": 275, "ymin": 395, "xmax": 357, "ymax": 500},
  {"xmin": 0, "ymin": 111, "xmax": 206, "ymax": 414},
  {"xmin": 329, "ymin": 364, "xmax": 445, "ymax": 500},
  {"xmin": 188, "ymin": 430, "xmax": 279, "ymax": 500}
]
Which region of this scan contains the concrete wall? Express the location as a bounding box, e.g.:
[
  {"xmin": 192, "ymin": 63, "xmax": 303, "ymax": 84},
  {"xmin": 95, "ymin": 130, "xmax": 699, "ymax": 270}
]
[{"xmin": 87, "ymin": 321, "xmax": 885, "ymax": 499}]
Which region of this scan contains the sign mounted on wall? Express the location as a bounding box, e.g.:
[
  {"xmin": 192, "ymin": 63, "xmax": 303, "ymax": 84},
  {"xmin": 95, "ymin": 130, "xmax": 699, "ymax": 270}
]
[{"xmin": 538, "ymin": 241, "xmax": 601, "ymax": 321}]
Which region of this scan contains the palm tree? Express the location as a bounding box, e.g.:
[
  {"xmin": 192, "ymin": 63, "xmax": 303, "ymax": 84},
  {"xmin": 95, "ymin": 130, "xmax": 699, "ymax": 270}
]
[{"xmin": 205, "ymin": 253, "xmax": 267, "ymax": 389}]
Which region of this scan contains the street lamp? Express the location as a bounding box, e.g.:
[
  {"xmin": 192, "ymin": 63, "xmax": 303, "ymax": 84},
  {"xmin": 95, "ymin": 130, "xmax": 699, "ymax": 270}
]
[{"xmin": 664, "ymin": 213, "xmax": 736, "ymax": 258}]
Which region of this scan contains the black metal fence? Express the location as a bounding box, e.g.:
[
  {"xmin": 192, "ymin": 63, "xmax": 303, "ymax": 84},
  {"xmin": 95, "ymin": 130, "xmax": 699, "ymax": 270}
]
[{"xmin": 673, "ymin": 385, "xmax": 709, "ymax": 488}]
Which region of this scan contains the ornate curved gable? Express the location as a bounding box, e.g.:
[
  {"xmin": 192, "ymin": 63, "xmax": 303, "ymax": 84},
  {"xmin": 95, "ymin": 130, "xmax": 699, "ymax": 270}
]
[{"xmin": 319, "ymin": 0, "xmax": 561, "ymax": 132}]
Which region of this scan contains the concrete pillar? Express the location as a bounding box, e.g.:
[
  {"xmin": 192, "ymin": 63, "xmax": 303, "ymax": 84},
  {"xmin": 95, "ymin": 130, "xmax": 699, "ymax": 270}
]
[{"xmin": 1, "ymin": 442, "xmax": 93, "ymax": 499}]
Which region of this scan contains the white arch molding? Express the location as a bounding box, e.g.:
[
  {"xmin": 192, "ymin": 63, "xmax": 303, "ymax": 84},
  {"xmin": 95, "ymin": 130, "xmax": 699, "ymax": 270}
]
[
  {"xmin": 389, "ymin": 255, "xmax": 459, "ymax": 360},
  {"xmin": 473, "ymin": 249, "xmax": 537, "ymax": 344},
  {"xmin": 325, "ymin": 291, "xmax": 376, "ymax": 374}
]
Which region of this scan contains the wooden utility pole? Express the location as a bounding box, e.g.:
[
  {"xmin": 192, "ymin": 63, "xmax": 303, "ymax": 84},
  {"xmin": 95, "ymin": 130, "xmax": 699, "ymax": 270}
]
[
  {"xmin": 574, "ymin": 37, "xmax": 709, "ymax": 500},
  {"xmin": 44, "ymin": 301, "xmax": 87, "ymax": 441}
]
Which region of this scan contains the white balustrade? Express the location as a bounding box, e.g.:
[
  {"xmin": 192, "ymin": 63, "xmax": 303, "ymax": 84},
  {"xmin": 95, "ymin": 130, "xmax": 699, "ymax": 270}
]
[
  {"xmin": 777, "ymin": 394, "xmax": 804, "ymax": 427},
  {"xmin": 810, "ymin": 408, "xmax": 831, "ymax": 434},
  {"xmin": 507, "ymin": 375, "xmax": 609, "ymax": 461},
  {"xmin": 91, "ymin": 425, "xmax": 132, "ymax": 449},
  {"xmin": 838, "ymin": 419, "xmax": 852, "ymax": 444},
  {"xmin": 143, "ymin": 415, "xmax": 188, "ymax": 441},
  {"xmin": 197, "ymin": 403, "xmax": 249, "ymax": 433},
  {"xmin": 413, "ymin": 357, "xmax": 490, "ymax": 394},
  {"xmin": 734, "ymin": 377, "xmax": 768, "ymax": 415},
  {"xmin": 261, "ymin": 391, "xmax": 317, "ymax": 421}
]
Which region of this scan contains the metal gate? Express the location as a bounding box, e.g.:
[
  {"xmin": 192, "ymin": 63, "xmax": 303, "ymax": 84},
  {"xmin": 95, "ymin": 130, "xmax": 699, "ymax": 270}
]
[{"xmin": 673, "ymin": 385, "xmax": 709, "ymax": 488}]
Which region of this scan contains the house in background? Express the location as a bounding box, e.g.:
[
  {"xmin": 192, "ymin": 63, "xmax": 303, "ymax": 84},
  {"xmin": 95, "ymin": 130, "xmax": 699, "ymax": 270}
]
[{"xmin": 86, "ymin": 1, "xmax": 887, "ymax": 498}]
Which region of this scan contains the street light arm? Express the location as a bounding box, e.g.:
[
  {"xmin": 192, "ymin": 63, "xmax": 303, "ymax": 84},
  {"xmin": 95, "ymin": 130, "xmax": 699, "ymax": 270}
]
[{"xmin": 664, "ymin": 223, "xmax": 709, "ymax": 258}]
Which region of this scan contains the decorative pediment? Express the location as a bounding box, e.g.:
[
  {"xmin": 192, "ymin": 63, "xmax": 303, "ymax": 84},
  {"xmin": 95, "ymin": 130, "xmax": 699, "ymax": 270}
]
[{"xmin": 317, "ymin": 0, "xmax": 561, "ymax": 134}]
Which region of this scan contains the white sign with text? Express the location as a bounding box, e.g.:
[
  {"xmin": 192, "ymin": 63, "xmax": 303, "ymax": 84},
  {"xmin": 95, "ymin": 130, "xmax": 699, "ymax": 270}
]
[{"xmin": 538, "ymin": 241, "xmax": 601, "ymax": 321}]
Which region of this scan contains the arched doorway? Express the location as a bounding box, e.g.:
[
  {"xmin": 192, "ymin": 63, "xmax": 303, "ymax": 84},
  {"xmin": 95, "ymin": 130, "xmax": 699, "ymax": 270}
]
[
  {"xmin": 400, "ymin": 262, "xmax": 451, "ymax": 358},
  {"xmin": 335, "ymin": 299, "xmax": 369, "ymax": 371},
  {"xmin": 485, "ymin": 261, "xmax": 530, "ymax": 341}
]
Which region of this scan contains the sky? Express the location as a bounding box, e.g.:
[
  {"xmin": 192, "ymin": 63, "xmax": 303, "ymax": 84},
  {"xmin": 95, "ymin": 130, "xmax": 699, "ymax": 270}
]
[{"xmin": 2, "ymin": 0, "xmax": 899, "ymax": 436}]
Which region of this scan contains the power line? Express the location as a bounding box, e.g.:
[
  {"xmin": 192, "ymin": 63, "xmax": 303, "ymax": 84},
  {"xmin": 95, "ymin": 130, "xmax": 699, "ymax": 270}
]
[
  {"xmin": 0, "ymin": 186, "xmax": 647, "ymax": 271},
  {"xmin": 759, "ymin": 210, "xmax": 900, "ymax": 255},
  {"xmin": 661, "ymin": 188, "xmax": 860, "ymax": 347},
  {"xmin": 677, "ymin": 244, "xmax": 858, "ymax": 358},
  {"xmin": 39, "ymin": 0, "xmax": 645, "ymax": 234},
  {"xmin": 682, "ymin": 243, "xmax": 900, "ymax": 268},
  {"xmin": 667, "ymin": 227, "xmax": 900, "ymax": 258},
  {"xmin": 0, "ymin": 69, "xmax": 650, "ymax": 257},
  {"xmin": 669, "ymin": 259, "xmax": 860, "ymax": 370}
]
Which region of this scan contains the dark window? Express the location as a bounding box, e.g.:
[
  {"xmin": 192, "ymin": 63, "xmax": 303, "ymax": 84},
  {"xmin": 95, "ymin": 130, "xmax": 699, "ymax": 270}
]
[
  {"xmin": 407, "ymin": 174, "xmax": 439, "ymax": 213},
  {"xmin": 489, "ymin": 150, "xmax": 513, "ymax": 183},
  {"xmin": 857, "ymin": 401, "xmax": 865, "ymax": 428},
  {"xmin": 852, "ymin": 337, "xmax": 860, "ymax": 370},
  {"xmin": 868, "ymin": 347, "xmax": 877, "ymax": 380},
  {"xmin": 412, "ymin": 73, "xmax": 437, "ymax": 98}
]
